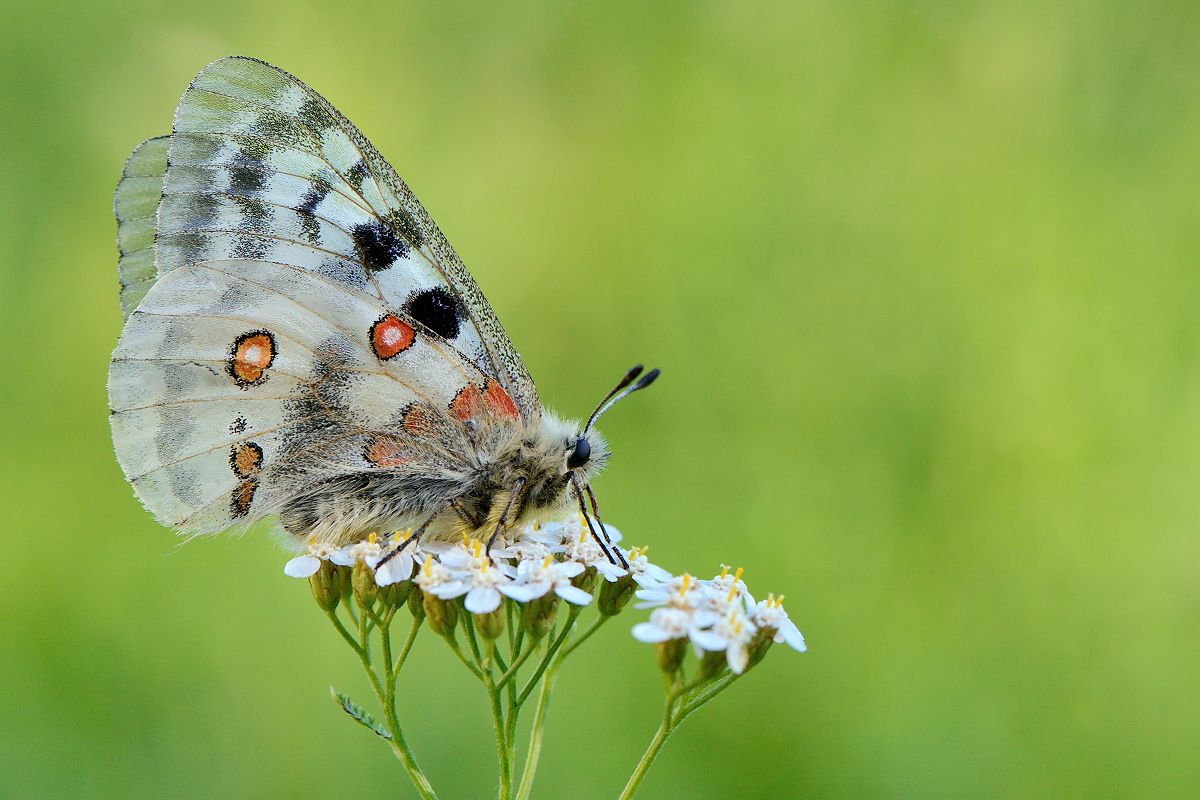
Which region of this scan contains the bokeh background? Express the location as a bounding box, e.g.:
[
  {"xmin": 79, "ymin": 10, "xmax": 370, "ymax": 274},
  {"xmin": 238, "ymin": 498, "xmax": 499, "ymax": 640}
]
[{"xmin": 3, "ymin": 1, "xmax": 1200, "ymax": 797}]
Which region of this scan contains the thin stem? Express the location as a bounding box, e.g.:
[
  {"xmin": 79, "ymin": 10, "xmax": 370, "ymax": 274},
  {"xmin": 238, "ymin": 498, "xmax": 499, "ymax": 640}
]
[
  {"xmin": 495, "ymin": 639, "xmax": 537, "ymax": 690},
  {"xmin": 617, "ymin": 717, "xmax": 672, "ymax": 800},
  {"xmin": 558, "ymin": 614, "xmax": 608, "ymax": 660},
  {"xmin": 516, "ymin": 604, "xmax": 582, "ymax": 707},
  {"xmin": 324, "ymin": 609, "xmax": 366, "ymax": 658},
  {"xmin": 394, "ymin": 616, "xmax": 422, "ymax": 674},
  {"xmin": 483, "ymin": 667, "xmax": 512, "ymax": 800},
  {"xmin": 674, "ymin": 673, "xmax": 740, "ymax": 727},
  {"xmin": 462, "ymin": 605, "xmax": 484, "ymax": 666},
  {"xmin": 446, "ymin": 636, "xmax": 485, "ymax": 680},
  {"xmin": 513, "ymin": 654, "xmax": 562, "ymax": 800}
]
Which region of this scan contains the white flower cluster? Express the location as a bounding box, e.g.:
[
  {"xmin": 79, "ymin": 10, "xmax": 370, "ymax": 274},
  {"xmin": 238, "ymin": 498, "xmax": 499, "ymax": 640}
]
[
  {"xmin": 284, "ymin": 516, "xmax": 670, "ymax": 614},
  {"xmin": 631, "ymin": 566, "xmax": 806, "ymax": 674}
]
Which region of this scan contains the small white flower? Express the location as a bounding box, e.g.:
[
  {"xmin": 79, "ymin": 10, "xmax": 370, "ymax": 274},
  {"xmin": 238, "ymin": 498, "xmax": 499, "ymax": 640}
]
[
  {"xmin": 558, "ymin": 521, "xmax": 628, "ymax": 581},
  {"xmin": 283, "ymin": 540, "xmax": 344, "ymax": 578},
  {"xmin": 631, "ymin": 606, "xmax": 693, "ymax": 642},
  {"xmin": 701, "ymin": 566, "xmax": 755, "ymax": 613},
  {"xmin": 499, "ymin": 555, "xmax": 593, "ymax": 606},
  {"xmin": 436, "ymin": 539, "xmax": 517, "ymax": 614},
  {"xmin": 634, "ymin": 572, "xmax": 704, "ymax": 610},
  {"xmin": 621, "ymin": 545, "xmax": 673, "ymax": 587},
  {"xmin": 750, "ymin": 595, "xmax": 806, "ymax": 652},
  {"xmin": 374, "ymin": 533, "xmax": 421, "ymax": 586},
  {"xmin": 691, "ymin": 608, "xmax": 758, "ymax": 674},
  {"xmin": 414, "ymin": 554, "xmax": 467, "ymax": 600}
]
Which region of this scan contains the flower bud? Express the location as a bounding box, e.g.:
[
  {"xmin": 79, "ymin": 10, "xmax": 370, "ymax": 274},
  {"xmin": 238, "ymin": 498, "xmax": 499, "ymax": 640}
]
[
  {"xmin": 597, "ymin": 573, "xmax": 636, "ymax": 617},
  {"xmin": 655, "ymin": 637, "xmax": 687, "ymax": 674},
  {"xmin": 521, "ymin": 593, "xmax": 560, "ymax": 641},
  {"xmin": 473, "ymin": 607, "xmax": 505, "ymax": 642},
  {"xmin": 352, "ymin": 558, "xmax": 378, "ymax": 609},
  {"xmin": 571, "ymin": 565, "xmax": 597, "ymax": 594},
  {"xmin": 378, "ymin": 578, "xmax": 413, "ymax": 610},
  {"xmin": 408, "ymin": 583, "xmax": 426, "ymax": 621},
  {"xmin": 746, "ymin": 627, "xmax": 775, "ymax": 670},
  {"xmin": 695, "ymin": 648, "xmax": 728, "ymax": 684},
  {"xmin": 309, "ymin": 559, "xmax": 343, "ymax": 612},
  {"xmin": 423, "ymin": 592, "xmax": 458, "ymax": 638}
]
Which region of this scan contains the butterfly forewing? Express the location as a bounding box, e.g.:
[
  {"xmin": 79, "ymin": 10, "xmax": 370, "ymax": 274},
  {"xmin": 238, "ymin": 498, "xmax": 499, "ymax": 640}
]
[{"xmin": 163, "ymin": 56, "xmax": 539, "ymax": 420}]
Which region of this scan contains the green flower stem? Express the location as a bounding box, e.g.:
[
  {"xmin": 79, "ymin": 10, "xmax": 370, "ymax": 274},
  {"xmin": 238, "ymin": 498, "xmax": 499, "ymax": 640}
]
[
  {"xmin": 326, "ymin": 602, "xmax": 438, "ymax": 800},
  {"xmin": 483, "ymin": 666, "xmax": 513, "ymax": 800},
  {"xmin": 516, "ymin": 604, "xmax": 583, "ymax": 707},
  {"xmin": 618, "ymin": 671, "xmax": 743, "ymax": 800},
  {"xmin": 461, "ymin": 606, "xmax": 483, "ymax": 666},
  {"xmin": 446, "ymin": 637, "xmax": 486, "ymax": 680},
  {"xmin": 324, "ymin": 609, "xmax": 366, "ymax": 658},
  {"xmin": 393, "ymin": 616, "xmax": 422, "ymax": 674},
  {"xmin": 495, "ymin": 639, "xmax": 537, "ymax": 690},
  {"xmin": 513, "ymin": 654, "xmax": 561, "ymax": 800}
]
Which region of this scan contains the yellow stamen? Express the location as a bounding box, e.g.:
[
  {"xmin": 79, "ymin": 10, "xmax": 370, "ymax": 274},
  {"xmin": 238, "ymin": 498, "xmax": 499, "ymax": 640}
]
[
  {"xmin": 422, "ymin": 559, "xmax": 432, "ymax": 577},
  {"xmin": 542, "ymin": 555, "xmax": 554, "ymax": 569},
  {"xmin": 369, "ymin": 532, "xmax": 377, "ymax": 545},
  {"xmin": 776, "ymin": 594, "xmax": 785, "ymax": 607},
  {"xmin": 733, "ymin": 567, "xmax": 744, "ymax": 583},
  {"xmin": 462, "ymin": 532, "xmax": 471, "ymax": 547},
  {"xmin": 728, "ymin": 585, "xmax": 738, "ymax": 602},
  {"xmin": 719, "ymin": 565, "xmax": 730, "ymax": 579},
  {"xmin": 534, "ymin": 521, "xmax": 540, "ymax": 531}
]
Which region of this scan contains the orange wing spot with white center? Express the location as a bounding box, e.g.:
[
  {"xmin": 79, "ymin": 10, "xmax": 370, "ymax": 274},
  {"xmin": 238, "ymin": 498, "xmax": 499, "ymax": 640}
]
[
  {"xmin": 449, "ymin": 383, "xmax": 483, "ymax": 421},
  {"xmin": 482, "ymin": 379, "xmax": 520, "ymax": 421},
  {"xmin": 230, "ymin": 441, "xmax": 264, "ymax": 478},
  {"xmin": 370, "ymin": 314, "xmax": 415, "ymax": 360},
  {"xmin": 364, "ymin": 436, "xmax": 412, "ymax": 467},
  {"xmin": 228, "ymin": 330, "xmax": 276, "ymax": 386}
]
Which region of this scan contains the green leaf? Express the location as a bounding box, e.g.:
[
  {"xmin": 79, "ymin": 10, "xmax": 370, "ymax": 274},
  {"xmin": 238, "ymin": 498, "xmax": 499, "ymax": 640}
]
[{"xmin": 330, "ymin": 687, "xmax": 392, "ymax": 740}]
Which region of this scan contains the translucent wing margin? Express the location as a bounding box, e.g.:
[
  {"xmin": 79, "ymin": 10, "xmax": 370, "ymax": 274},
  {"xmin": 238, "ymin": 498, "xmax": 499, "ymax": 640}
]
[
  {"xmin": 114, "ymin": 136, "xmax": 168, "ymax": 319},
  {"xmin": 165, "ymin": 56, "xmax": 540, "ymax": 422}
]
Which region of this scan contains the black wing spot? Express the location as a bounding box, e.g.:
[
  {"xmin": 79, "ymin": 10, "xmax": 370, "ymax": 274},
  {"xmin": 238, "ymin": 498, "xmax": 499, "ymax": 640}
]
[
  {"xmin": 228, "ymin": 164, "xmax": 266, "ymax": 195},
  {"xmin": 351, "ymin": 221, "xmax": 408, "ymax": 271},
  {"xmin": 298, "ymin": 98, "xmax": 333, "ymax": 131},
  {"xmin": 346, "ymin": 161, "xmax": 368, "ymax": 193},
  {"xmin": 404, "ymin": 287, "xmax": 462, "ymax": 340}
]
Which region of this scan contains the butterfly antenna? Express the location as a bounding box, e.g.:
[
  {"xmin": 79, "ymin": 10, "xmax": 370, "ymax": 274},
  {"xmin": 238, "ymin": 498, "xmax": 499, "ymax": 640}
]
[{"xmin": 583, "ymin": 366, "xmax": 660, "ymax": 433}]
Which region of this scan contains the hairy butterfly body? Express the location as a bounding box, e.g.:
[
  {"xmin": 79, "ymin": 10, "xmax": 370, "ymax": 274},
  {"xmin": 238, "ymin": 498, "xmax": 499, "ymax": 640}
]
[{"xmin": 109, "ymin": 57, "xmax": 656, "ymax": 561}]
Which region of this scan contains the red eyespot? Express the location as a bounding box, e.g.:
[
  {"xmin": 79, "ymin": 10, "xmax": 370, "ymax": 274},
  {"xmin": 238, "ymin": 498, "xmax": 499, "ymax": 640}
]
[
  {"xmin": 364, "ymin": 436, "xmax": 411, "ymax": 467},
  {"xmin": 449, "ymin": 383, "xmax": 483, "ymax": 421},
  {"xmin": 482, "ymin": 379, "xmax": 520, "ymax": 421},
  {"xmin": 370, "ymin": 314, "xmax": 415, "ymax": 359}
]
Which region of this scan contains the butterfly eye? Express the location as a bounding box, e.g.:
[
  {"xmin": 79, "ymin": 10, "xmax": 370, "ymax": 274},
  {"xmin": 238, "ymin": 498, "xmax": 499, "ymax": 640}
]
[{"xmin": 566, "ymin": 437, "xmax": 591, "ymax": 470}]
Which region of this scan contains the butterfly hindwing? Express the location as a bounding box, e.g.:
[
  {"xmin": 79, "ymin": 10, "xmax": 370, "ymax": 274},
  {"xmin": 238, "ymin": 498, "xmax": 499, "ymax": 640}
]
[
  {"xmin": 109, "ymin": 256, "xmax": 516, "ymax": 533},
  {"xmin": 114, "ymin": 136, "xmax": 169, "ymax": 319}
]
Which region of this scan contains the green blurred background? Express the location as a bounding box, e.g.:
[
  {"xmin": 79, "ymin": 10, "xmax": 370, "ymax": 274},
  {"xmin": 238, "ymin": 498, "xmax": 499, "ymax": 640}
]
[{"xmin": 3, "ymin": 1, "xmax": 1200, "ymax": 797}]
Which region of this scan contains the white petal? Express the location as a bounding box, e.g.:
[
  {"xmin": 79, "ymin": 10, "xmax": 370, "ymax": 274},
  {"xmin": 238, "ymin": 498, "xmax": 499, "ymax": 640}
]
[
  {"xmin": 375, "ymin": 555, "xmax": 412, "ymax": 586},
  {"xmin": 284, "ymin": 555, "xmax": 321, "ymax": 578},
  {"xmin": 557, "ymin": 561, "xmax": 586, "ymax": 578},
  {"xmin": 632, "ymin": 600, "xmax": 666, "ymax": 610},
  {"xmin": 498, "ymin": 563, "xmax": 519, "ymax": 579},
  {"xmin": 555, "ymin": 584, "xmax": 594, "ymax": 606},
  {"xmin": 727, "ymin": 645, "xmax": 749, "ymax": 674},
  {"xmin": 430, "ymin": 580, "xmax": 468, "ymax": 599},
  {"xmin": 631, "ymin": 622, "xmax": 675, "ymax": 643},
  {"xmin": 690, "ymin": 629, "xmax": 728, "ymax": 652},
  {"xmin": 465, "ymin": 586, "xmax": 502, "ymax": 614},
  {"xmin": 643, "ymin": 563, "xmax": 673, "ymax": 582},
  {"xmin": 329, "ymin": 548, "xmax": 354, "ymax": 567},
  {"xmin": 595, "ymin": 562, "xmax": 628, "ymax": 580},
  {"xmin": 499, "ymin": 582, "xmax": 549, "ymax": 602},
  {"xmin": 422, "ymin": 540, "xmax": 453, "ymax": 555},
  {"xmin": 781, "ymin": 621, "xmax": 807, "ymax": 652},
  {"xmin": 438, "ymin": 548, "xmax": 472, "ymax": 568},
  {"xmin": 601, "ymin": 525, "xmax": 622, "ymax": 544}
]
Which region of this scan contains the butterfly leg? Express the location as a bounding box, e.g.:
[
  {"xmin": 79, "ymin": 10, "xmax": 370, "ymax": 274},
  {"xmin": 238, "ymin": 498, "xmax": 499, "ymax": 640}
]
[
  {"xmin": 375, "ymin": 501, "xmax": 452, "ymax": 572},
  {"xmin": 451, "ymin": 498, "xmax": 484, "ymax": 529},
  {"xmin": 584, "ymin": 481, "xmax": 629, "ymax": 569},
  {"xmin": 485, "ymin": 477, "xmax": 527, "ymax": 564},
  {"xmin": 569, "ymin": 473, "xmax": 621, "ymax": 567}
]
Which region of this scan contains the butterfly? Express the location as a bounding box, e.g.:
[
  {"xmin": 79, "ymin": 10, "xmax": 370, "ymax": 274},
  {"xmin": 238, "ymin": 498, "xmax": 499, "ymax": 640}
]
[{"xmin": 109, "ymin": 56, "xmax": 657, "ymax": 568}]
